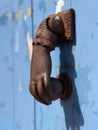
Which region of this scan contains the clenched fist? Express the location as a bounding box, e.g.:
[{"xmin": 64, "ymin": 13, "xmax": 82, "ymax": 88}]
[
  {"xmin": 29, "ymin": 9, "xmax": 74, "ymax": 105},
  {"xmin": 30, "ymin": 45, "xmax": 65, "ymax": 105}
]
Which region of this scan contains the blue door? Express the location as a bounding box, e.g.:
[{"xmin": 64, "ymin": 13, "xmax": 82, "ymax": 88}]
[{"xmin": 0, "ymin": 0, "xmax": 98, "ymax": 130}]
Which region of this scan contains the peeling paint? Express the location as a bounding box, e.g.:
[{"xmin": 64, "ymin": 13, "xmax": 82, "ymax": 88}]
[
  {"xmin": 26, "ymin": 31, "xmax": 32, "ymax": 61},
  {"xmin": 24, "ymin": 8, "xmax": 32, "ymax": 20},
  {"xmin": 16, "ymin": 10, "xmax": 24, "ymax": 20},
  {"xmin": 26, "ymin": 8, "xmax": 32, "ymax": 18},
  {"xmin": 0, "ymin": 8, "xmax": 32, "ymax": 26}
]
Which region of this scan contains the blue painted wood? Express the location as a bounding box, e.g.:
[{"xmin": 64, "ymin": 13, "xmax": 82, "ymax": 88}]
[
  {"xmin": 33, "ymin": 0, "xmax": 98, "ymax": 130},
  {"xmin": 33, "ymin": 1, "xmax": 79, "ymax": 130},
  {"xmin": 0, "ymin": 1, "xmax": 15, "ymax": 130},
  {"xmin": 0, "ymin": 0, "xmax": 34, "ymax": 130},
  {"xmin": 0, "ymin": 0, "xmax": 98, "ymax": 130}
]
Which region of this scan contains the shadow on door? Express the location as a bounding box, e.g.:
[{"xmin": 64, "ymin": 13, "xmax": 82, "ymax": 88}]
[{"xmin": 59, "ymin": 40, "xmax": 84, "ymax": 130}]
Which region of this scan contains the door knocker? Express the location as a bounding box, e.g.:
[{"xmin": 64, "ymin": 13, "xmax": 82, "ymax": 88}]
[{"xmin": 29, "ymin": 9, "xmax": 75, "ymax": 105}]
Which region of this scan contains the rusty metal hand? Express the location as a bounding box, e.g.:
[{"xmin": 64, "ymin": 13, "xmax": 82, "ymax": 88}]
[
  {"xmin": 29, "ymin": 45, "xmax": 72, "ymax": 105},
  {"xmin": 29, "ymin": 45, "xmax": 52, "ymax": 105},
  {"xmin": 29, "ymin": 9, "xmax": 75, "ymax": 105},
  {"xmin": 29, "ymin": 45, "xmax": 64, "ymax": 105}
]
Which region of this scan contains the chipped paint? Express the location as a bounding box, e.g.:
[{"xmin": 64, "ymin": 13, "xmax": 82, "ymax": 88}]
[
  {"xmin": 0, "ymin": 8, "xmax": 32, "ymax": 23},
  {"xmin": 26, "ymin": 31, "xmax": 33, "ymax": 60},
  {"xmin": 55, "ymin": 0, "xmax": 65, "ymax": 14},
  {"xmin": 26, "ymin": 8, "xmax": 32, "ymax": 18},
  {"xmin": 15, "ymin": 8, "xmax": 32, "ymax": 20},
  {"xmin": 16, "ymin": 10, "xmax": 24, "ymax": 20}
]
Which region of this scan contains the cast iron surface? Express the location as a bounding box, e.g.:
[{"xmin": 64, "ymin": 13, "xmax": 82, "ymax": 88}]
[{"xmin": 29, "ymin": 9, "xmax": 75, "ymax": 105}]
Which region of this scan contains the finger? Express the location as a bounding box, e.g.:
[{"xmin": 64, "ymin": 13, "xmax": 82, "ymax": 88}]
[
  {"xmin": 56, "ymin": 73, "xmax": 72, "ymax": 100},
  {"xmin": 43, "ymin": 76, "xmax": 54, "ymax": 98},
  {"xmin": 29, "ymin": 82, "xmax": 49, "ymax": 105},
  {"xmin": 37, "ymin": 79, "xmax": 51, "ymax": 105}
]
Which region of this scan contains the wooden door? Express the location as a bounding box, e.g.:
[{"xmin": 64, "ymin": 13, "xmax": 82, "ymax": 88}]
[{"xmin": 0, "ymin": 0, "xmax": 98, "ymax": 130}]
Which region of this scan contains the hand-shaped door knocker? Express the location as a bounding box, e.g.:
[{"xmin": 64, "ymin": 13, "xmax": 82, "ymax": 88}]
[{"xmin": 29, "ymin": 9, "xmax": 75, "ymax": 105}]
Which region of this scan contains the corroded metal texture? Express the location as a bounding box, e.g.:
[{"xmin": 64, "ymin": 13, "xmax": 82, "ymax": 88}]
[
  {"xmin": 29, "ymin": 9, "xmax": 74, "ymax": 105},
  {"xmin": 33, "ymin": 9, "xmax": 75, "ymax": 51},
  {"xmin": 33, "ymin": 18, "xmax": 58, "ymax": 51},
  {"xmin": 56, "ymin": 72, "xmax": 72, "ymax": 100},
  {"xmin": 48, "ymin": 9, "xmax": 75, "ymax": 41}
]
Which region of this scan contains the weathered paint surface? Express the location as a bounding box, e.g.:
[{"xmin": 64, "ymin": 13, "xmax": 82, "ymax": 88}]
[{"xmin": 0, "ymin": 0, "xmax": 98, "ymax": 130}]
